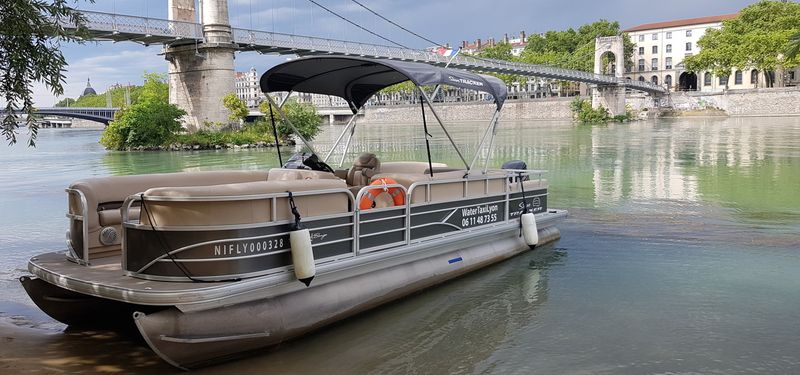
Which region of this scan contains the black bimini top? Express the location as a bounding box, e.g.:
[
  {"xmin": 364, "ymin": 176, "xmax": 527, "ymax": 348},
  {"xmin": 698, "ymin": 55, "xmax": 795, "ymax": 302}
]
[{"xmin": 260, "ymin": 56, "xmax": 508, "ymax": 113}]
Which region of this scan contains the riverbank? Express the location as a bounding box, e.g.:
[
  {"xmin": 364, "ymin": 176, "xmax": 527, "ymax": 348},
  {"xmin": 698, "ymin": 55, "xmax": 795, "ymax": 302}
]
[{"xmin": 363, "ymin": 86, "xmax": 800, "ymax": 122}]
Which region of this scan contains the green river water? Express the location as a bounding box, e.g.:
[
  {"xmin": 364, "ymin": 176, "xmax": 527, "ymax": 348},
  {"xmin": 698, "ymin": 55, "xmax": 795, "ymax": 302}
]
[{"xmin": 0, "ymin": 116, "xmax": 799, "ymax": 374}]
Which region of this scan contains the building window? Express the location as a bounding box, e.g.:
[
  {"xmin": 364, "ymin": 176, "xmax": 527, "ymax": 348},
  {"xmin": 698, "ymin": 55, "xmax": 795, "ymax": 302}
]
[
  {"xmin": 704, "ymin": 72, "xmax": 712, "ymax": 86},
  {"xmin": 639, "ymin": 47, "xmax": 644, "ymax": 55},
  {"xmin": 638, "ymin": 59, "xmax": 645, "ymax": 72},
  {"xmin": 651, "ymin": 75, "xmax": 659, "ymax": 85},
  {"xmin": 735, "ymin": 70, "xmax": 743, "ymax": 85},
  {"xmin": 686, "ymin": 42, "xmax": 692, "ymax": 51},
  {"xmin": 638, "ymin": 76, "xmax": 645, "ymax": 82},
  {"xmin": 686, "ymin": 30, "xmax": 693, "ymax": 37},
  {"xmin": 652, "ymin": 33, "xmax": 658, "ymax": 40},
  {"xmin": 790, "ymin": 71, "xmax": 796, "ymax": 81},
  {"xmin": 666, "ymin": 31, "xmax": 672, "ymax": 39},
  {"xmin": 751, "ymin": 70, "xmax": 759, "ymax": 84},
  {"xmin": 652, "ymin": 46, "xmax": 658, "ymax": 54},
  {"xmin": 666, "ymin": 44, "xmax": 672, "ymax": 53},
  {"xmin": 665, "ymin": 74, "xmax": 672, "ymax": 88},
  {"xmin": 651, "ymin": 58, "xmax": 658, "ymax": 70},
  {"xmin": 719, "ymin": 75, "xmax": 729, "ymax": 86},
  {"xmin": 639, "ymin": 35, "xmax": 644, "ymax": 42},
  {"xmin": 665, "ymin": 57, "xmax": 672, "ymax": 69}
]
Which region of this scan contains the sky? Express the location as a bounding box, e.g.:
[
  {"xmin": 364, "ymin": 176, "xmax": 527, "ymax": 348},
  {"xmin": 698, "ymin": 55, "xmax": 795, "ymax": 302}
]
[{"xmin": 35, "ymin": 0, "xmax": 757, "ymax": 106}]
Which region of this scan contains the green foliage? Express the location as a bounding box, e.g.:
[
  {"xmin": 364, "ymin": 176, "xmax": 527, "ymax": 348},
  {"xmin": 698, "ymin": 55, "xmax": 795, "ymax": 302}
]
[
  {"xmin": 99, "ymin": 74, "xmax": 186, "ymax": 150},
  {"xmin": 258, "ymin": 99, "xmax": 322, "ymax": 141},
  {"xmin": 175, "ymin": 122, "xmax": 276, "ymax": 147},
  {"xmin": 570, "ymin": 97, "xmax": 631, "ymax": 123},
  {"xmin": 685, "ymin": 1, "xmax": 800, "ymax": 75},
  {"xmin": 67, "ymin": 85, "xmax": 143, "ymax": 107},
  {"xmin": 55, "ymin": 97, "xmax": 76, "ymax": 107},
  {"xmin": 521, "ymin": 20, "xmax": 634, "ymax": 72},
  {"xmin": 222, "ymin": 92, "xmax": 249, "ymax": 123},
  {"xmin": 2, "ymin": 0, "xmax": 94, "ymax": 146}
]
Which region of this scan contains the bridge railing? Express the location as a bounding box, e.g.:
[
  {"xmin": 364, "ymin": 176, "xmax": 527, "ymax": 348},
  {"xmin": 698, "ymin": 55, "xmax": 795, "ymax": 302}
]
[
  {"xmin": 72, "ymin": 11, "xmax": 665, "ymax": 94},
  {"xmin": 75, "ymin": 11, "xmax": 203, "ymax": 41}
]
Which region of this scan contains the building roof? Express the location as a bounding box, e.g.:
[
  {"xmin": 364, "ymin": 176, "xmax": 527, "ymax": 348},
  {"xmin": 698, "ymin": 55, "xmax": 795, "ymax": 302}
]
[
  {"xmin": 623, "ymin": 14, "xmax": 737, "ymax": 33},
  {"xmin": 81, "ymin": 78, "xmax": 96, "ymax": 97}
]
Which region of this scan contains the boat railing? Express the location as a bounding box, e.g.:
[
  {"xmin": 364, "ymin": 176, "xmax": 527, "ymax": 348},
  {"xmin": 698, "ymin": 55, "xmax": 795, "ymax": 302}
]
[
  {"xmin": 354, "ymin": 183, "xmax": 409, "ymax": 254},
  {"xmin": 115, "ymin": 172, "xmax": 549, "ymax": 280}
]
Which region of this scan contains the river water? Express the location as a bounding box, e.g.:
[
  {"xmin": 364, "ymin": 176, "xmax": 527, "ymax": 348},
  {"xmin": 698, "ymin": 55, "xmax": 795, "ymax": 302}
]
[{"xmin": 1, "ymin": 116, "xmax": 799, "ymax": 374}]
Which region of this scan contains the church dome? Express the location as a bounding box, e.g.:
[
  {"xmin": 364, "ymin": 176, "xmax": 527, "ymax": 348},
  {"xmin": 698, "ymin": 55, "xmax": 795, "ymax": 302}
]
[{"xmin": 82, "ymin": 78, "xmax": 97, "ymax": 97}]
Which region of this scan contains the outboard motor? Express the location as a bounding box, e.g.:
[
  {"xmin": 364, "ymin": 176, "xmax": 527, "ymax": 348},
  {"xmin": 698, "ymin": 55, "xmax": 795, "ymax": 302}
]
[{"xmin": 502, "ymin": 160, "xmax": 529, "ymax": 182}]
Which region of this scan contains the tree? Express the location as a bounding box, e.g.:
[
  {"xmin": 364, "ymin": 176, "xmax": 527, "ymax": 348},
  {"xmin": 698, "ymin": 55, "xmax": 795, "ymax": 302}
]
[
  {"xmin": 520, "ymin": 20, "xmax": 635, "ymax": 72},
  {"xmin": 55, "ymin": 97, "xmax": 76, "ymax": 107},
  {"xmin": 99, "ymin": 74, "xmax": 185, "ymax": 150},
  {"xmin": 222, "ymin": 92, "xmax": 249, "ymax": 124},
  {"xmin": 1, "ymin": 0, "xmax": 92, "ymax": 146},
  {"xmin": 258, "ymin": 98, "xmax": 322, "ymax": 142},
  {"xmin": 684, "ymin": 1, "xmax": 800, "ymax": 85}
]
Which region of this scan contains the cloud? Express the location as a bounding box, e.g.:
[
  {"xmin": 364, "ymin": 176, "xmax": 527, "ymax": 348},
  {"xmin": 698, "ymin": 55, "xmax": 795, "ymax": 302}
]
[{"xmin": 33, "ymin": 44, "xmax": 166, "ymax": 106}]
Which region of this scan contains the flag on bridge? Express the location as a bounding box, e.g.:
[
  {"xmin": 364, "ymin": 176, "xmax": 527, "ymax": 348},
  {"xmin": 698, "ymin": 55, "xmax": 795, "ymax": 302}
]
[{"xmin": 435, "ymin": 46, "xmax": 459, "ymax": 57}]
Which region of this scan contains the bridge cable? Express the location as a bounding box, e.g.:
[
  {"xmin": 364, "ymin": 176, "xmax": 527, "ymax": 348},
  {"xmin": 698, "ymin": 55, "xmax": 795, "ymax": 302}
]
[
  {"xmin": 304, "ymin": 0, "xmax": 409, "ymax": 48},
  {"xmin": 350, "ymin": 0, "xmax": 443, "ymax": 47}
]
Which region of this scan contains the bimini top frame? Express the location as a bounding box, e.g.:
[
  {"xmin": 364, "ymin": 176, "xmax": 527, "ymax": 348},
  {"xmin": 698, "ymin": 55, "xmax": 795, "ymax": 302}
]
[{"xmin": 259, "ymin": 56, "xmax": 509, "ymax": 174}]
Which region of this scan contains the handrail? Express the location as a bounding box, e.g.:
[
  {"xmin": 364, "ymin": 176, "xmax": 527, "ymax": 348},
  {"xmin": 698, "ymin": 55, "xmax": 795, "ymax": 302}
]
[{"xmin": 70, "ymin": 10, "xmax": 666, "ymax": 94}]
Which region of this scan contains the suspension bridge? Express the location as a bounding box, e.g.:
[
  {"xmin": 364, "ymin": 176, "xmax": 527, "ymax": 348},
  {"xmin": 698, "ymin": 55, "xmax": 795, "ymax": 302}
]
[{"xmin": 53, "ymin": 0, "xmax": 665, "ymax": 126}]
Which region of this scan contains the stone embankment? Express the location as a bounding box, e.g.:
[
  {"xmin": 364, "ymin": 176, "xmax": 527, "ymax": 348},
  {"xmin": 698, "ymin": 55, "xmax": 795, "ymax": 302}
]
[
  {"xmin": 363, "ymin": 97, "xmax": 574, "ymax": 123},
  {"xmin": 363, "ymin": 86, "xmax": 800, "ymax": 122}
]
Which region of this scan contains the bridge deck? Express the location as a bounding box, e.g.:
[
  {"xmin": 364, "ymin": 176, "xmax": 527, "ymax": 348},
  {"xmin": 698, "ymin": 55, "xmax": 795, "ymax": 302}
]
[{"xmin": 72, "ymin": 11, "xmax": 666, "ymax": 95}]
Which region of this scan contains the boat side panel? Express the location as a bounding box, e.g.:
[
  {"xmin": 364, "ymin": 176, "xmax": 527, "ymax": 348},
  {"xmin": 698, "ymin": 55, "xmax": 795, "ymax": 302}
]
[{"xmin": 125, "ymin": 216, "xmax": 354, "ymax": 279}]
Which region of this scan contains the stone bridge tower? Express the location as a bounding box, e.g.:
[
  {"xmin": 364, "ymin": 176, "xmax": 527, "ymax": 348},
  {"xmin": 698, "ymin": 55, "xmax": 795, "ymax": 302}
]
[
  {"xmin": 592, "ymin": 36, "xmax": 626, "ymax": 116},
  {"xmin": 166, "ymin": 0, "xmax": 235, "ymax": 131}
]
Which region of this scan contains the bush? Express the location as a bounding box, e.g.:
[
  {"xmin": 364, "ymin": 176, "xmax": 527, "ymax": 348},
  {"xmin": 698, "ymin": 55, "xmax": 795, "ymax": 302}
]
[
  {"xmin": 570, "ymin": 98, "xmax": 608, "ymax": 123},
  {"xmin": 99, "ymin": 74, "xmax": 186, "ymax": 150},
  {"xmin": 259, "ymin": 99, "xmax": 322, "ymax": 141},
  {"xmin": 175, "ymin": 122, "xmax": 276, "ymax": 147}
]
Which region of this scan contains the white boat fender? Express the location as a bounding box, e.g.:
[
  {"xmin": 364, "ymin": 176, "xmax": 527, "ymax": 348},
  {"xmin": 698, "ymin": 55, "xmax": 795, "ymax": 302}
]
[
  {"xmin": 521, "ymin": 212, "xmax": 538, "ymax": 248},
  {"xmin": 516, "ymin": 172, "xmax": 538, "ymax": 249},
  {"xmin": 287, "ymin": 191, "xmax": 315, "ymax": 286}
]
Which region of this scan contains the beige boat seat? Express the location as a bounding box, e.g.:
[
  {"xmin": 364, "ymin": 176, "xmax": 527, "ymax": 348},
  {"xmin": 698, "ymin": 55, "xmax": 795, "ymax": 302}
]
[
  {"xmin": 346, "ymin": 153, "xmax": 380, "ymax": 187},
  {"xmin": 141, "ymin": 179, "xmax": 350, "ymax": 226},
  {"xmin": 379, "ymin": 161, "xmax": 447, "ymax": 174},
  {"xmin": 68, "ymin": 170, "xmax": 270, "ymax": 259},
  {"xmin": 267, "ymin": 168, "xmax": 340, "ymax": 181}
]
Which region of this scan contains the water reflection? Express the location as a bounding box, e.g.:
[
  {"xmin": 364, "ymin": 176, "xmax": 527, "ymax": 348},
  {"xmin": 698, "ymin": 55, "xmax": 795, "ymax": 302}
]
[{"xmin": 195, "ymin": 245, "xmax": 566, "ymax": 375}]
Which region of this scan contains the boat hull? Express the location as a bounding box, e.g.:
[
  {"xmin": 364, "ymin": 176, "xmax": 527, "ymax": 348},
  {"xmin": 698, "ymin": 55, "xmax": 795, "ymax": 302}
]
[
  {"xmin": 19, "ymin": 275, "xmax": 163, "ymax": 328},
  {"xmin": 134, "ymin": 225, "xmax": 561, "ymax": 369}
]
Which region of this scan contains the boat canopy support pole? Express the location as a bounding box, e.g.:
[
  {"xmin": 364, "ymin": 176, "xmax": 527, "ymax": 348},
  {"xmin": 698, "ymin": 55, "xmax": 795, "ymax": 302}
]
[
  {"xmin": 338, "ymin": 119, "xmax": 358, "ymax": 167},
  {"xmin": 482, "ymin": 112, "xmax": 501, "ymax": 174},
  {"xmin": 468, "ymin": 109, "xmax": 501, "ymax": 174},
  {"xmin": 417, "ymin": 88, "xmax": 470, "ymax": 171},
  {"xmin": 419, "ymin": 91, "xmax": 434, "ymax": 177},
  {"xmin": 265, "ymin": 94, "xmax": 318, "ymax": 155},
  {"xmin": 323, "ymin": 111, "xmax": 358, "ymax": 163}
]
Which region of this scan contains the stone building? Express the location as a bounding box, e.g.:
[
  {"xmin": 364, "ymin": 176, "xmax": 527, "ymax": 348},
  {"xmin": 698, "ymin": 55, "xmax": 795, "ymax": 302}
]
[
  {"xmin": 624, "ymin": 14, "xmax": 800, "ymax": 92},
  {"xmin": 234, "ymin": 67, "xmax": 262, "ymax": 108}
]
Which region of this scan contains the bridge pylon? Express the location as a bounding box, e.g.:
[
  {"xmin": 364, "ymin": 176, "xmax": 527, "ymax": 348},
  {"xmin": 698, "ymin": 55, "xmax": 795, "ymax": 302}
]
[
  {"xmin": 592, "ymin": 36, "xmax": 626, "ymax": 116},
  {"xmin": 166, "ymin": 0, "xmax": 234, "ymax": 131}
]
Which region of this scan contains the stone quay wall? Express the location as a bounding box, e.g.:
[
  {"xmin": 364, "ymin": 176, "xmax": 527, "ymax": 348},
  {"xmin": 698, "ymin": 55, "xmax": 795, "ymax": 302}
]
[
  {"xmin": 666, "ymin": 87, "xmax": 800, "ymax": 116},
  {"xmin": 361, "ymin": 87, "xmax": 800, "ymax": 122},
  {"xmin": 362, "ymin": 97, "xmax": 574, "ymax": 123}
]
